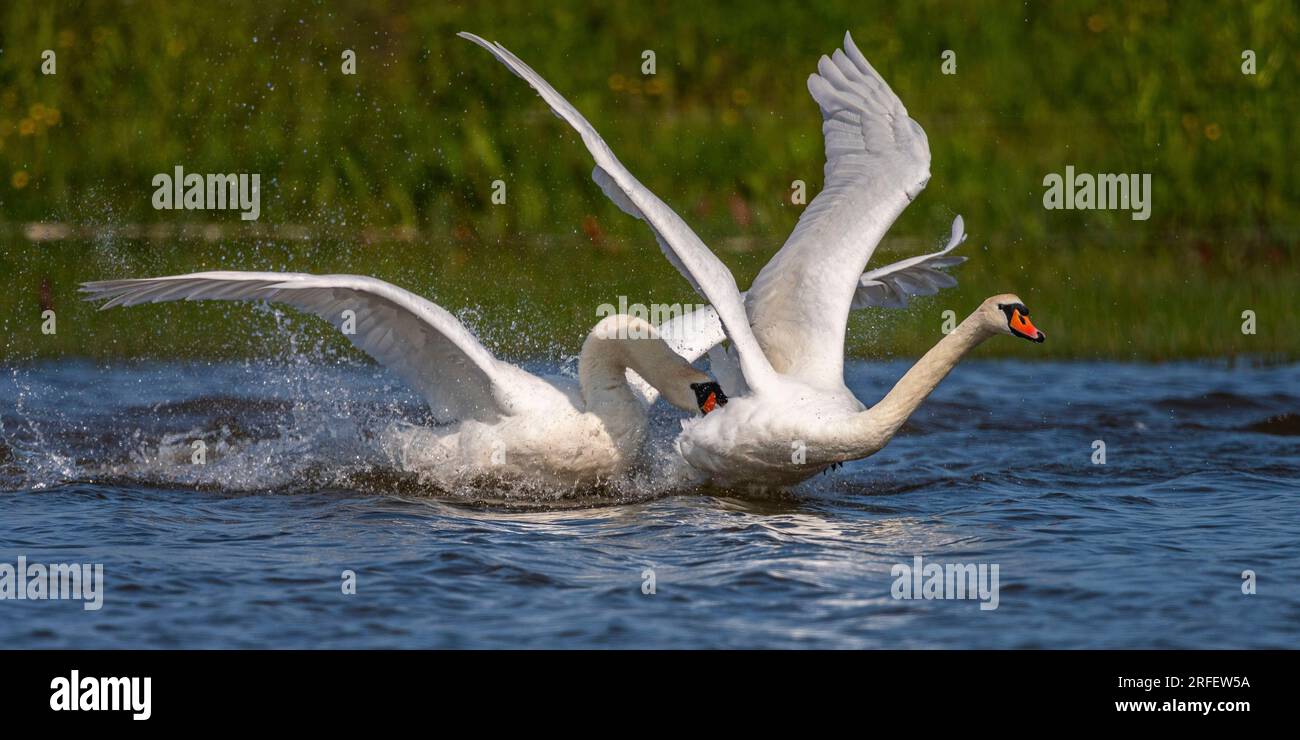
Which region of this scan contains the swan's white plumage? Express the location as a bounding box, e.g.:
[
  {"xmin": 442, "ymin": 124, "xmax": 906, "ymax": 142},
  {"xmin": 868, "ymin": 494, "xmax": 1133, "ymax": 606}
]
[
  {"xmin": 853, "ymin": 215, "xmax": 967, "ymax": 309},
  {"xmin": 745, "ymin": 31, "xmax": 932, "ymax": 389},
  {"xmin": 462, "ymin": 32, "xmax": 935, "ymax": 393},
  {"xmin": 82, "ymin": 272, "xmax": 514, "ymax": 422},
  {"xmin": 82, "ymin": 273, "xmax": 714, "ymax": 485},
  {"xmin": 629, "ymin": 219, "xmax": 967, "ymax": 404},
  {"xmin": 655, "ymin": 305, "xmax": 724, "ymax": 364},
  {"xmin": 80, "ymin": 32, "xmax": 1022, "ymax": 492},
  {"xmin": 650, "ymin": 215, "xmax": 966, "ymax": 366},
  {"xmin": 460, "ymin": 32, "xmax": 1043, "ymax": 489},
  {"xmin": 458, "ymin": 32, "xmax": 777, "ymax": 395}
]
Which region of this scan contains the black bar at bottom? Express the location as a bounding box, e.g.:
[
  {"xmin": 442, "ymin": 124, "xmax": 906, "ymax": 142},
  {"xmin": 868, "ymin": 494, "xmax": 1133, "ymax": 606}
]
[{"xmin": 0, "ymin": 649, "xmax": 1284, "ymax": 725}]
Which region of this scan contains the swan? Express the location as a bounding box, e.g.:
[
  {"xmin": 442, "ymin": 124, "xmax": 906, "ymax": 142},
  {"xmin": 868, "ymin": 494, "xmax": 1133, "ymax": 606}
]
[
  {"xmin": 460, "ymin": 31, "xmax": 1046, "ymax": 487},
  {"xmin": 635, "ymin": 213, "xmax": 969, "ymax": 405},
  {"xmin": 79, "ymin": 273, "xmax": 727, "ymax": 486}
]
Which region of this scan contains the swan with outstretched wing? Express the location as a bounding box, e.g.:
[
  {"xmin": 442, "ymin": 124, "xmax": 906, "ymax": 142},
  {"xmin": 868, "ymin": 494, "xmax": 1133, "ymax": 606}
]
[
  {"xmin": 643, "ymin": 215, "xmax": 969, "ymax": 400},
  {"xmin": 82, "ymin": 272, "xmax": 726, "ymax": 485},
  {"xmin": 463, "ymin": 31, "xmax": 1045, "ymax": 487}
]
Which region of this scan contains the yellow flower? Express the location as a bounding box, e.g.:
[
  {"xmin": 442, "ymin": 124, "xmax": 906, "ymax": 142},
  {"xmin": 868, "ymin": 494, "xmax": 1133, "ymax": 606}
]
[
  {"xmin": 731, "ymin": 89, "xmax": 751, "ymax": 106},
  {"xmin": 607, "ymin": 74, "xmax": 625, "ymax": 92},
  {"xmin": 166, "ymin": 38, "xmax": 186, "ymax": 57},
  {"xmin": 1087, "ymin": 14, "xmax": 1108, "ymax": 33},
  {"xmin": 58, "ymin": 30, "xmax": 76, "ymax": 49},
  {"xmin": 18, "ymin": 118, "xmax": 37, "ymax": 136},
  {"xmin": 1204, "ymin": 123, "xmax": 1221, "ymax": 141},
  {"xmin": 29, "ymin": 103, "xmax": 46, "ymax": 119},
  {"xmin": 12, "ymin": 171, "xmax": 30, "ymax": 189},
  {"xmin": 42, "ymin": 108, "xmax": 61, "ymax": 126},
  {"xmin": 645, "ymin": 79, "xmax": 665, "ymax": 96}
]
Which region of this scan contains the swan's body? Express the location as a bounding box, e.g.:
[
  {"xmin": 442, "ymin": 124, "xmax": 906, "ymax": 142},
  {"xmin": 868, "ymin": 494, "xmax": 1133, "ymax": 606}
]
[
  {"xmin": 81, "ymin": 273, "xmax": 718, "ymax": 485},
  {"xmin": 462, "ymin": 31, "xmax": 1046, "ymax": 488},
  {"xmin": 674, "ymin": 296, "xmax": 1041, "ymax": 486}
]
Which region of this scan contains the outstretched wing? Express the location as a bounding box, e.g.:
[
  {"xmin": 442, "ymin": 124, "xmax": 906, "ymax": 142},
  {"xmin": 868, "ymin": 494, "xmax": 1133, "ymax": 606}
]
[
  {"xmin": 853, "ymin": 214, "xmax": 966, "ymax": 309},
  {"xmin": 640, "ymin": 216, "xmax": 967, "ymax": 401},
  {"xmin": 80, "ymin": 271, "xmax": 522, "ymax": 423},
  {"xmin": 459, "ymin": 32, "xmax": 776, "ymax": 394},
  {"xmin": 746, "ymin": 31, "xmax": 931, "ymax": 390}
]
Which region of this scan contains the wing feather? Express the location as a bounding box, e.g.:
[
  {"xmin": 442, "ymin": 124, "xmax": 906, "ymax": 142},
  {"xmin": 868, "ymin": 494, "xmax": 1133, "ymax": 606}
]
[
  {"xmin": 746, "ymin": 31, "xmax": 931, "ymax": 390},
  {"xmin": 852, "ymin": 214, "xmax": 967, "ymax": 309},
  {"xmin": 80, "ymin": 271, "xmax": 521, "ymax": 423},
  {"xmin": 635, "ymin": 215, "xmax": 966, "ymax": 399},
  {"xmin": 459, "ymin": 32, "xmax": 776, "ymax": 393}
]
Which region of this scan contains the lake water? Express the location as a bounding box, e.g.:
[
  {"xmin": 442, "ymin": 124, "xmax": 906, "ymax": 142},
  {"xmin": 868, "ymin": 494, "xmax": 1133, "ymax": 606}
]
[{"xmin": 1, "ymin": 358, "xmax": 1297, "ymax": 648}]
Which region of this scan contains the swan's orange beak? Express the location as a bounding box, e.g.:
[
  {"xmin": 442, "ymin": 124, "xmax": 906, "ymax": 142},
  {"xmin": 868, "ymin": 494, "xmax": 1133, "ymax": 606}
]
[
  {"xmin": 691, "ymin": 381, "xmax": 728, "ymax": 415},
  {"xmin": 1008, "ymin": 308, "xmax": 1045, "ymax": 343}
]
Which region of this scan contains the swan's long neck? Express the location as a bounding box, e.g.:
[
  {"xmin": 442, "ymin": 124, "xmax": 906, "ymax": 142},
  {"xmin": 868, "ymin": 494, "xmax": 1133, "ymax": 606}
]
[
  {"xmin": 579, "ymin": 315, "xmax": 708, "ymax": 440},
  {"xmin": 838, "ymin": 311, "xmax": 994, "ymax": 456}
]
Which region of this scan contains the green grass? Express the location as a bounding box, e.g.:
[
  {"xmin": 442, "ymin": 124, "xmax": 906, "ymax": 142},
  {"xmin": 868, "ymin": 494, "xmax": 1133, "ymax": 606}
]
[
  {"xmin": 1, "ymin": 1, "xmax": 1296, "ymax": 361},
  {"xmin": 3, "ymin": 232, "xmax": 1295, "ymax": 363}
]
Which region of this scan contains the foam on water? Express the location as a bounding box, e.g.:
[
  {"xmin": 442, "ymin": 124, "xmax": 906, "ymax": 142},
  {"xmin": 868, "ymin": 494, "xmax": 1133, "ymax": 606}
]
[{"xmin": 0, "ymin": 355, "xmax": 700, "ymax": 505}]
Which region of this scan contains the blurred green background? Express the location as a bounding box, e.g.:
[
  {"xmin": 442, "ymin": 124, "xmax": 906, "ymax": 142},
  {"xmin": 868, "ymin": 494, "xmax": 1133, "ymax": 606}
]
[{"xmin": 1, "ymin": 0, "xmax": 1296, "ymax": 363}]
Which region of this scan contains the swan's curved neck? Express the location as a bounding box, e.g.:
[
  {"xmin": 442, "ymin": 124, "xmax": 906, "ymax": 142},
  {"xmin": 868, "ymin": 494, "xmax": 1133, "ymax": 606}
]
[
  {"xmin": 840, "ymin": 311, "xmax": 994, "ymax": 456},
  {"xmin": 579, "ymin": 315, "xmax": 707, "ymax": 436}
]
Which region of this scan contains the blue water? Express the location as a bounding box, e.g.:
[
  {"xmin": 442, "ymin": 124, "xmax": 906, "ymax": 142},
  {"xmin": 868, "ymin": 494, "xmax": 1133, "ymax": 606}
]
[{"xmin": 2, "ymin": 358, "xmax": 1297, "ymax": 648}]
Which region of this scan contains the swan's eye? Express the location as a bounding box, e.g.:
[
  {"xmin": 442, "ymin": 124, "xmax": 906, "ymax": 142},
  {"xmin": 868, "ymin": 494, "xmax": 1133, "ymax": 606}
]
[
  {"xmin": 997, "ymin": 302, "xmax": 1028, "ymax": 319},
  {"xmin": 690, "ymin": 381, "xmax": 728, "ymax": 415}
]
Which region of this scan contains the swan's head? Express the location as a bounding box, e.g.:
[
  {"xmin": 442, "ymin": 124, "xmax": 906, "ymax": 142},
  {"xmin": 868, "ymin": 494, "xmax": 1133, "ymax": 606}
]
[
  {"xmin": 649, "ymin": 366, "xmax": 726, "ymax": 416},
  {"xmin": 982, "ymin": 294, "xmax": 1045, "ymax": 343},
  {"xmin": 689, "ymin": 381, "xmax": 729, "ymax": 415}
]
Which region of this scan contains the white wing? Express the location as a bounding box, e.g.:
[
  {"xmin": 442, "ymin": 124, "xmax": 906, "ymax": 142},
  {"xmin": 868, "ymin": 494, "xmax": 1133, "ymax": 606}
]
[
  {"xmin": 459, "ymin": 32, "xmax": 776, "ymax": 394},
  {"xmin": 746, "ymin": 31, "xmax": 931, "ymax": 390},
  {"xmin": 655, "ymin": 306, "xmax": 724, "ymax": 364},
  {"xmin": 638, "ymin": 216, "xmax": 966, "ymax": 400},
  {"xmin": 853, "ymin": 214, "xmax": 966, "ymax": 309},
  {"xmin": 80, "ymin": 271, "xmax": 525, "ymax": 423}
]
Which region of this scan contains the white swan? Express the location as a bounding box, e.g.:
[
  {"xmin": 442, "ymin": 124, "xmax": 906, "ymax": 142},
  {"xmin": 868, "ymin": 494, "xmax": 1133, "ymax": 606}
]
[
  {"xmin": 80, "ymin": 273, "xmax": 726, "ymax": 485},
  {"xmin": 638, "ymin": 214, "xmax": 969, "ymax": 404},
  {"xmin": 461, "ymin": 31, "xmax": 1045, "ymax": 487}
]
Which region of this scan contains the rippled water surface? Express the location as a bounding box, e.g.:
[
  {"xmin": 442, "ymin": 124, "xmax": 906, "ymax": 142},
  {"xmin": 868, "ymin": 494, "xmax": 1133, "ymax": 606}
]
[{"xmin": 2, "ymin": 359, "xmax": 1297, "ymax": 648}]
